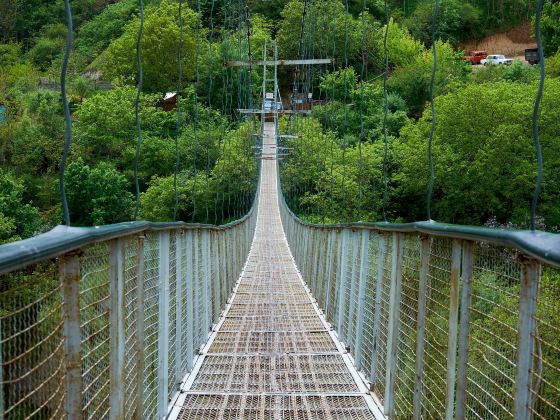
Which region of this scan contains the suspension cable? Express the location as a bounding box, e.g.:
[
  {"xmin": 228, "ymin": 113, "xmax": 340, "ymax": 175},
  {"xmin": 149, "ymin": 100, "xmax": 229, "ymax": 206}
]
[
  {"xmin": 205, "ymin": 0, "xmax": 217, "ymax": 224},
  {"xmin": 530, "ymin": 0, "xmax": 545, "ymax": 232},
  {"xmin": 426, "ymin": 0, "xmax": 439, "ymax": 221},
  {"xmin": 174, "ymin": 0, "xmax": 184, "ymax": 221},
  {"xmin": 328, "ymin": 0, "xmax": 337, "ymax": 222},
  {"xmin": 340, "ymin": 0, "xmax": 350, "ymax": 219},
  {"xmin": 381, "ymin": 0, "xmax": 389, "ymax": 222},
  {"xmin": 133, "ymin": 0, "xmax": 145, "ymax": 220},
  {"xmin": 357, "ymin": 0, "xmax": 367, "ymax": 221},
  {"xmin": 217, "ymin": 0, "xmax": 230, "ymax": 224},
  {"xmin": 191, "ymin": 0, "xmax": 201, "ymax": 222},
  {"xmin": 245, "ymin": 5, "xmax": 256, "ymax": 131},
  {"xmin": 59, "ymin": 0, "xmax": 73, "ymax": 226}
]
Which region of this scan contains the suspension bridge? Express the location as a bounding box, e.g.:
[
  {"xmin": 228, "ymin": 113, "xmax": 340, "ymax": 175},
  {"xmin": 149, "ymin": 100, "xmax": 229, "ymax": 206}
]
[
  {"xmin": 1, "ymin": 114, "xmax": 560, "ymax": 419},
  {"xmin": 1, "ymin": 0, "xmax": 560, "ymax": 418}
]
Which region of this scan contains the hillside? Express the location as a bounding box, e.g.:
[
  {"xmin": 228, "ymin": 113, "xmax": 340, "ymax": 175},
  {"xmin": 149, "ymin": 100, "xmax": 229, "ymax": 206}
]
[{"xmin": 461, "ymin": 22, "xmax": 537, "ymax": 58}]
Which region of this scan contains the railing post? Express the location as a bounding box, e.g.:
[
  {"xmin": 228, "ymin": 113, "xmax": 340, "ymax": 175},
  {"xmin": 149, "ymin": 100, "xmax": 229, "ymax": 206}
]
[
  {"xmin": 59, "ymin": 252, "xmax": 83, "ymax": 420},
  {"xmin": 384, "ymin": 232, "xmax": 403, "ymax": 418},
  {"xmin": 220, "ymin": 231, "xmax": 229, "ymax": 305},
  {"xmin": 337, "ymin": 230, "xmax": 349, "ymax": 340},
  {"xmin": 175, "ymin": 232, "xmax": 184, "ymax": 387},
  {"xmin": 224, "ymin": 231, "xmax": 230, "ymax": 292},
  {"xmin": 354, "ymin": 230, "xmax": 370, "ymax": 370},
  {"xmin": 456, "ymin": 241, "xmax": 473, "ymax": 420},
  {"xmin": 109, "ymin": 239, "xmax": 125, "ymax": 419},
  {"xmin": 314, "ymin": 230, "xmax": 324, "ymax": 303},
  {"xmin": 514, "ymin": 256, "xmax": 540, "ymax": 420},
  {"xmin": 308, "ymin": 230, "xmax": 316, "ymax": 289},
  {"xmin": 369, "ymin": 233, "xmax": 386, "ymax": 386},
  {"xmin": 232, "ymin": 228, "xmax": 237, "ymax": 287},
  {"xmin": 301, "ymin": 227, "xmax": 309, "ymax": 281},
  {"xmin": 413, "ymin": 235, "xmax": 431, "ymax": 419},
  {"xmin": 157, "ymin": 231, "xmax": 170, "ymax": 420},
  {"xmin": 347, "ymin": 232, "xmax": 361, "ymax": 349},
  {"xmin": 445, "ymin": 239, "xmax": 462, "ymax": 420},
  {"xmin": 323, "ymin": 232, "xmax": 335, "ymax": 318},
  {"xmin": 185, "ymin": 231, "xmax": 194, "ymax": 372},
  {"xmin": 203, "ymin": 231, "xmax": 211, "ymax": 333},
  {"xmin": 135, "ymin": 235, "xmax": 146, "ymax": 419},
  {"xmin": 212, "ymin": 231, "xmax": 220, "ymax": 322},
  {"xmin": 193, "ymin": 231, "xmax": 200, "ymax": 347}
]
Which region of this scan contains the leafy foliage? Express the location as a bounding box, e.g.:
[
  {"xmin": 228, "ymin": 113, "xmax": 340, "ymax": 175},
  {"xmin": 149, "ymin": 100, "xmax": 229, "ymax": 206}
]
[
  {"xmin": 405, "ymin": 0, "xmax": 482, "ymax": 47},
  {"xmin": 65, "ymin": 158, "xmax": 135, "ymax": 225},
  {"xmin": 0, "ymin": 170, "xmax": 41, "ymax": 243},
  {"xmin": 540, "ymin": 0, "xmax": 560, "ymax": 56},
  {"xmin": 394, "ymin": 80, "xmax": 560, "ymax": 229},
  {"xmin": 102, "ymin": 0, "xmax": 203, "ymax": 93}
]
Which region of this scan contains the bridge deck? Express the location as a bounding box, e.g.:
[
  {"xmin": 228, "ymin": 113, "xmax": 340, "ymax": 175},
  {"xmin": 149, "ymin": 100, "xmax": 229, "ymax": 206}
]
[{"xmin": 170, "ymin": 123, "xmax": 380, "ymax": 419}]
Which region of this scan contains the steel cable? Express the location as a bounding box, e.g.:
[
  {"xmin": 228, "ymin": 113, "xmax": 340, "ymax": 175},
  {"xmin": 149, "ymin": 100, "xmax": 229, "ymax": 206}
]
[
  {"xmin": 217, "ymin": 0, "xmax": 230, "ymax": 223},
  {"xmin": 426, "ymin": 0, "xmax": 439, "ymax": 221},
  {"xmin": 133, "ymin": 0, "xmax": 144, "ymax": 220},
  {"xmin": 340, "ymin": 0, "xmax": 350, "ymax": 218},
  {"xmin": 328, "ymin": 0, "xmax": 337, "ymax": 222},
  {"xmin": 381, "ymin": 0, "xmax": 389, "ymax": 222},
  {"xmin": 530, "ymin": 0, "xmax": 545, "ymax": 232},
  {"xmin": 191, "ymin": 0, "xmax": 201, "ymax": 222},
  {"xmin": 59, "ymin": 0, "xmax": 73, "ymax": 226},
  {"xmin": 174, "ymin": 0, "xmax": 184, "ymax": 221},
  {"xmin": 204, "ymin": 0, "xmax": 217, "ymax": 224},
  {"xmin": 357, "ymin": 0, "xmax": 367, "ymax": 221}
]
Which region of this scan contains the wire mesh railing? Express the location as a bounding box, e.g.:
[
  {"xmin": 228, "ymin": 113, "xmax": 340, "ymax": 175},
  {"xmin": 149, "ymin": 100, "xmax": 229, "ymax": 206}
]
[
  {"xmin": 0, "ymin": 204, "xmax": 257, "ymax": 419},
  {"xmin": 279, "ymin": 181, "xmax": 560, "ymax": 419}
]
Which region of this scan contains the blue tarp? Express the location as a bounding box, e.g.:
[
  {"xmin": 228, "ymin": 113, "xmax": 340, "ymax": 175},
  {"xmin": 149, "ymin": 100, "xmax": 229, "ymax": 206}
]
[{"xmin": 0, "ymin": 105, "xmax": 6, "ymax": 124}]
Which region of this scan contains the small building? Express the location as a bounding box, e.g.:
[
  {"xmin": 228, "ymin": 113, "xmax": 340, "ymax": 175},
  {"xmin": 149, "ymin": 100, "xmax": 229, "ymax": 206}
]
[{"xmin": 163, "ymin": 92, "xmax": 178, "ymax": 111}]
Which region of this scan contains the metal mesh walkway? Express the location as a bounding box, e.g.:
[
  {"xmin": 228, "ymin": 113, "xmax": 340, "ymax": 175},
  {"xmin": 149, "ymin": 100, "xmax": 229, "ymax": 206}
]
[{"xmin": 170, "ymin": 123, "xmax": 381, "ymax": 419}]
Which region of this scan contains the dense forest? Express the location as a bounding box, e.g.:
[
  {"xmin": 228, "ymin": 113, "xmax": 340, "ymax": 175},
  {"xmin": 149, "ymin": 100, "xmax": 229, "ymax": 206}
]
[{"xmin": 0, "ymin": 0, "xmax": 559, "ymax": 247}]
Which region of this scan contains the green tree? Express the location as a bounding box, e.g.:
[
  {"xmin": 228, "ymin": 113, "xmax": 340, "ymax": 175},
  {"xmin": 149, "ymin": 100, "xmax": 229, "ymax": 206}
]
[
  {"xmin": 405, "ymin": 0, "xmax": 482, "ymax": 47},
  {"xmin": 0, "ymin": 169, "xmax": 41, "ymax": 243},
  {"xmin": 102, "ymin": 0, "xmax": 203, "ymax": 93},
  {"xmin": 394, "ymin": 80, "xmax": 560, "ymax": 228},
  {"xmin": 139, "ymin": 173, "xmax": 194, "ymax": 222},
  {"xmin": 73, "ymin": 86, "xmax": 173, "ymax": 166},
  {"xmin": 540, "ymin": 0, "xmax": 560, "ymax": 56},
  {"xmin": 546, "ymin": 50, "xmax": 560, "ymax": 77},
  {"xmin": 27, "ymin": 23, "xmax": 67, "ymax": 71},
  {"xmin": 65, "ymin": 158, "xmax": 134, "ymax": 226},
  {"xmin": 387, "ymin": 40, "xmax": 470, "ymax": 113},
  {"xmin": 277, "ymin": 0, "xmax": 362, "ymax": 64},
  {"xmin": 373, "ymin": 18, "xmax": 424, "ymax": 69},
  {"xmin": 76, "ymin": 0, "xmax": 139, "ymax": 61}
]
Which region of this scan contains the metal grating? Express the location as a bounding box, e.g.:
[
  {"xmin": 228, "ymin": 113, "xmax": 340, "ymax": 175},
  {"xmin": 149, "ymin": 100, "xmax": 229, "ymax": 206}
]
[
  {"xmin": 220, "ymin": 315, "xmax": 327, "ymax": 332},
  {"xmin": 174, "ymin": 123, "xmax": 375, "ymax": 419},
  {"xmin": 233, "ymin": 292, "xmax": 312, "ymax": 304},
  {"xmin": 178, "ymin": 395, "xmax": 376, "ymax": 419},
  {"xmin": 190, "ymin": 355, "xmax": 360, "ymax": 393},
  {"xmin": 208, "ymin": 331, "xmax": 337, "ymax": 354},
  {"xmin": 226, "ymin": 303, "xmax": 319, "ymax": 317}
]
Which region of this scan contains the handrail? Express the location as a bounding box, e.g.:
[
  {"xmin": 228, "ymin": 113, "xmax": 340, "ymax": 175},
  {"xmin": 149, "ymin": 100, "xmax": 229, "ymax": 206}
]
[
  {"xmin": 280, "ymin": 190, "xmax": 560, "ymax": 268},
  {"xmin": 0, "ymin": 194, "xmax": 258, "ymax": 275},
  {"xmin": 278, "ymin": 159, "xmax": 560, "ymax": 419},
  {"xmin": 0, "ymin": 179, "xmax": 260, "ymax": 419}
]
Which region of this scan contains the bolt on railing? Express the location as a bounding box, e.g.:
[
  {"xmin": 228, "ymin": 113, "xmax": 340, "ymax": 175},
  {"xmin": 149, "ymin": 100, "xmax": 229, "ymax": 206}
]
[
  {"xmin": 0, "ymin": 203, "xmax": 257, "ymax": 419},
  {"xmin": 279, "ymin": 187, "xmax": 560, "ymax": 419}
]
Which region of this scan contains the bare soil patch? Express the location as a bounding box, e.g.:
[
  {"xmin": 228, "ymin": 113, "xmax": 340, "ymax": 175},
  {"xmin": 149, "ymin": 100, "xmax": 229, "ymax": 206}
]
[{"xmin": 461, "ymin": 22, "xmax": 537, "ymax": 58}]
